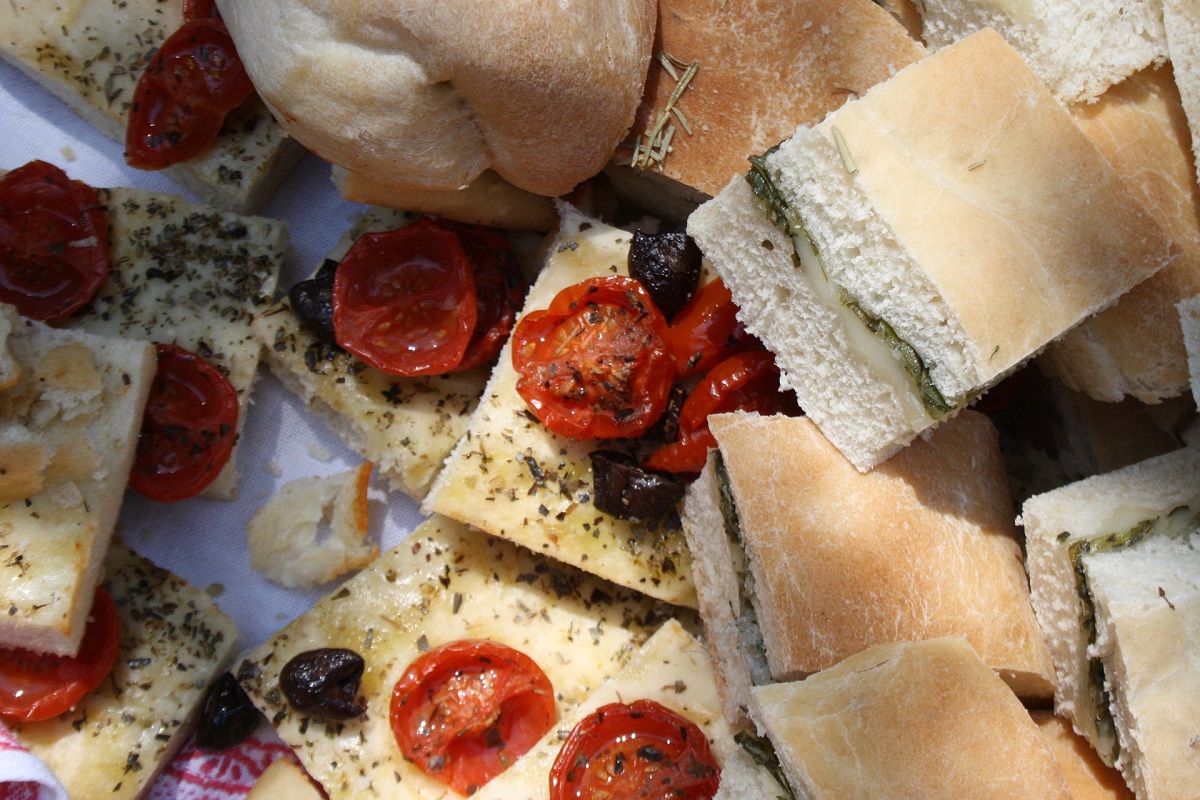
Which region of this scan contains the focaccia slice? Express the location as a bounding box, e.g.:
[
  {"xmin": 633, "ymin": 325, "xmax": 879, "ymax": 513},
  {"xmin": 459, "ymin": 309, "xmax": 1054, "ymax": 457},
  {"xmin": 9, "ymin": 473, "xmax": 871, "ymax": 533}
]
[
  {"xmin": 70, "ymin": 186, "xmax": 286, "ymax": 499},
  {"xmin": 235, "ymin": 514, "xmax": 678, "ymax": 800},
  {"xmin": 252, "ymin": 208, "xmax": 505, "ymax": 500},
  {"xmin": 0, "ymin": 0, "xmax": 302, "ymax": 212},
  {"xmin": 9, "ymin": 540, "xmax": 240, "ymax": 800},
  {"xmin": 0, "ymin": 309, "xmax": 155, "ymax": 656},
  {"xmin": 423, "ymin": 204, "xmax": 696, "ymax": 607}
]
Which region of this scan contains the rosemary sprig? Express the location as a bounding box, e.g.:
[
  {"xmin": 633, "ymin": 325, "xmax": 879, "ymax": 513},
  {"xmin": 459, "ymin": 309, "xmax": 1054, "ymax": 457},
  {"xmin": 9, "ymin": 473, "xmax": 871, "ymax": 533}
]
[{"xmin": 624, "ymin": 52, "xmax": 699, "ymax": 170}]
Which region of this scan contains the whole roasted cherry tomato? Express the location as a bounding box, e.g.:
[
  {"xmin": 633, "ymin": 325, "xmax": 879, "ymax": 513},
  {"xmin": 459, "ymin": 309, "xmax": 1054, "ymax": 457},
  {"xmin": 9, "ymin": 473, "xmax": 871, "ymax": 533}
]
[
  {"xmin": 390, "ymin": 639, "xmax": 556, "ymax": 795},
  {"xmin": 549, "ymin": 699, "xmax": 721, "ymax": 800},
  {"xmin": 0, "ymin": 160, "xmax": 109, "ymax": 321},
  {"xmin": 129, "ymin": 343, "xmax": 240, "ymax": 503},
  {"xmin": 663, "ymin": 277, "xmax": 759, "ymax": 378},
  {"xmin": 333, "ymin": 219, "xmax": 478, "ymax": 376},
  {"xmin": 0, "ymin": 587, "xmax": 121, "ymax": 722},
  {"xmin": 512, "ymin": 275, "xmax": 676, "ymax": 440},
  {"xmin": 645, "ymin": 350, "xmax": 800, "ymax": 474},
  {"xmin": 439, "ymin": 220, "xmax": 527, "ymax": 373},
  {"xmin": 125, "ymin": 18, "xmax": 254, "ymax": 169}
]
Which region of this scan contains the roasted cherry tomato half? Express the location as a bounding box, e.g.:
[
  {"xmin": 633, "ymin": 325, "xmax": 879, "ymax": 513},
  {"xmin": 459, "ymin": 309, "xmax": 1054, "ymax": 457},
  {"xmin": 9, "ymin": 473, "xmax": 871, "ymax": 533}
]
[
  {"xmin": 129, "ymin": 342, "xmax": 240, "ymax": 503},
  {"xmin": 512, "ymin": 275, "xmax": 676, "ymax": 440},
  {"xmin": 0, "ymin": 160, "xmax": 109, "ymax": 321},
  {"xmin": 0, "ymin": 587, "xmax": 120, "ymax": 722},
  {"xmin": 549, "ymin": 699, "xmax": 721, "ymax": 800},
  {"xmin": 645, "ymin": 350, "xmax": 800, "ymax": 474},
  {"xmin": 390, "ymin": 639, "xmax": 555, "ymax": 795},
  {"xmin": 333, "ymin": 219, "xmax": 478, "ymax": 376},
  {"xmin": 438, "ymin": 220, "xmax": 527, "ymax": 373},
  {"xmin": 663, "ymin": 277, "xmax": 759, "ymax": 378},
  {"xmin": 125, "ymin": 18, "xmax": 254, "ymax": 169}
]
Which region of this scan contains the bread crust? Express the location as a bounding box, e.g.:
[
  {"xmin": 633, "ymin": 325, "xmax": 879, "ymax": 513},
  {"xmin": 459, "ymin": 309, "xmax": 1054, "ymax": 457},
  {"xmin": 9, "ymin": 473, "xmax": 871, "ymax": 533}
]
[
  {"xmin": 219, "ymin": 0, "xmax": 656, "ymax": 197},
  {"xmin": 750, "ymin": 637, "xmax": 1072, "ymax": 800},
  {"xmin": 711, "ymin": 410, "xmax": 1055, "ymax": 699}
]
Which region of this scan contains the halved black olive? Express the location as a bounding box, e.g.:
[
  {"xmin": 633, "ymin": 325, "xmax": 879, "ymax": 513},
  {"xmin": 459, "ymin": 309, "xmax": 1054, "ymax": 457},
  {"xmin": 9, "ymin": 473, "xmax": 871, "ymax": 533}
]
[
  {"xmin": 627, "ymin": 230, "xmax": 702, "ymax": 319},
  {"xmin": 195, "ymin": 672, "xmax": 261, "ymax": 750},
  {"xmin": 590, "ymin": 450, "xmax": 685, "ymax": 524},
  {"xmin": 288, "ymin": 259, "xmax": 340, "ymax": 345},
  {"xmin": 280, "ymin": 647, "xmax": 367, "ymax": 720}
]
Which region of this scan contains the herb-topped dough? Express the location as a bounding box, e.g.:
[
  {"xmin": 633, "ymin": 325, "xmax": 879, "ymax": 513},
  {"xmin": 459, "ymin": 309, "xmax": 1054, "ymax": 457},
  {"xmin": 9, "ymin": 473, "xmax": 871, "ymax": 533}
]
[
  {"xmin": 423, "ymin": 204, "xmax": 696, "ymax": 607},
  {"xmin": 252, "ymin": 207, "xmax": 508, "ymax": 500},
  {"xmin": 0, "ymin": 0, "xmax": 301, "ymax": 211},
  {"xmin": 236, "ymin": 514, "xmax": 678, "ymax": 800},
  {"xmin": 68, "ymin": 186, "xmax": 286, "ymax": 499},
  {"xmin": 10, "ymin": 540, "xmax": 240, "ymax": 800},
  {"xmin": 0, "ymin": 309, "xmax": 155, "ymax": 656}
]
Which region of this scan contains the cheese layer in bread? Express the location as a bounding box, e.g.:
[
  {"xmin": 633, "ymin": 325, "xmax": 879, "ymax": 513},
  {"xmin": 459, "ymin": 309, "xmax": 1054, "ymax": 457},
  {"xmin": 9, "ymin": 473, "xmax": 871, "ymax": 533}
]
[
  {"xmin": 0, "ymin": 311, "xmax": 155, "ymax": 656},
  {"xmin": 10, "ymin": 540, "xmax": 240, "ymax": 800},
  {"xmin": 68, "ymin": 186, "xmax": 286, "ymax": 500},
  {"xmin": 423, "ymin": 203, "xmax": 696, "ymax": 607},
  {"xmin": 235, "ymin": 514, "xmax": 680, "ymax": 800},
  {"xmin": 0, "ymin": 0, "xmax": 302, "ymax": 211}
]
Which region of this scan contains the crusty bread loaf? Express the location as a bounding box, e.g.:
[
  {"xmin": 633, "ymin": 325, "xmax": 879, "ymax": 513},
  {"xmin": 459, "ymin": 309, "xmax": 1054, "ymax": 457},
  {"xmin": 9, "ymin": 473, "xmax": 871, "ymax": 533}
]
[
  {"xmin": 0, "ymin": 0, "xmax": 301, "ymax": 212},
  {"xmin": 332, "ymin": 167, "xmax": 557, "ymax": 232},
  {"xmin": 607, "ymin": 0, "xmax": 927, "ymax": 219},
  {"xmin": 1032, "ymin": 712, "xmax": 1135, "ymax": 800},
  {"xmin": 750, "ymin": 637, "xmax": 1073, "ymax": 800},
  {"xmin": 1041, "ymin": 65, "xmax": 1200, "ymax": 404},
  {"xmin": 1180, "ymin": 293, "xmax": 1200, "ymax": 402},
  {"xmin": 687, "ymin": 28, "xmax": 1176, "ymax": 471},
  {"xmin": 1020, "ymin": 445, "xmax": 1200, "ymax": 769},
  {"xmin": 218, "ymin": 0, "xmax": 655, "ymax": 197},
  {"xmin": 0, "ymin": 308, "xmax": 155, "ymax": 656},
  {"xmin": 1163, "ymin": 0, "xmax": 1200, "ymax": 187},
  {"xmin": 915, "ymin": 0, "xmax": 1167, "ymax": 104},
  {"xmin": 698, "ymin": 410, "xmax": 1055, "ymax": 701}
]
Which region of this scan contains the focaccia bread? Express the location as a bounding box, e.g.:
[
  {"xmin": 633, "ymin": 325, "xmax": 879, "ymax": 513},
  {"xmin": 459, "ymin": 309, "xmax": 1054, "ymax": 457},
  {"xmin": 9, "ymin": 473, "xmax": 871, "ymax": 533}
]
[
  {"xmin": 422, "ymin": 203, "xmax": 696, "ymax": 607},
  {"xmin": 10, "ymin": 540, "xmax": 240, "ymax": 800},
  {"xmin": 1164, "ymin": 0, "xmax": 1200, "ymax": 186},
  {"xmin": 70, "ymin": 186, "xmax": 286, "ymax": 500},
  {"xmin": 0, "ymin": 309, "xmax": 155, "ymax": 656},
  {"xmin": 0, "ymin": 0, "xmax": 302, "ymax": 211},
  {"xmin": 252, "ymin": 207, "xmax": 507, "ymax": 500},
  {"xmin": 751, "ymin": 637, "xmax": 1073, "ymax": 800},
  {"xmin": 235, "ymin": 514, "xmax": 679, "ymax": 800}
]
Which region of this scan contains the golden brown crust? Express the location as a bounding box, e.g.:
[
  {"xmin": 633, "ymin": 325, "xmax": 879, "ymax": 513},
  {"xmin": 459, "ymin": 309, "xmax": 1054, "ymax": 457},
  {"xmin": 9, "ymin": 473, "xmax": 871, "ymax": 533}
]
[
  {"xmin": 711, "ymin": 410, "xmax": 1055, "ymax": 699},
  {"xmin": 220, "ymin": 0, "xmax": 656, "ymax": 197},
  {"xmin": 751, "ymin": 638, "xmax": 1072, "ymax": 800}
]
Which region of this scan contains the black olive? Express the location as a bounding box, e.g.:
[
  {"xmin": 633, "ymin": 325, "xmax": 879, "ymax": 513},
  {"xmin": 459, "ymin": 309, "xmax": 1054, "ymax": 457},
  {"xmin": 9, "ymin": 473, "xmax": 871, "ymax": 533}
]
[
  {"xmin": 288, "ymin": 259, "xmax": 340, "ymax": 345},
  {"xmin": 590, "ymin": 450, "xmax": 685, "ymax": 524},
  {"xmin": 194, "ymin": 672, "xmax": 261, "ymax": 750},
  {"xmin": 627, "ymin": 230, "xmax": 702, "ymax": 319},
  {"xmin": 280, "ymin": 648, "xmax": 367, "ymax": 720}
]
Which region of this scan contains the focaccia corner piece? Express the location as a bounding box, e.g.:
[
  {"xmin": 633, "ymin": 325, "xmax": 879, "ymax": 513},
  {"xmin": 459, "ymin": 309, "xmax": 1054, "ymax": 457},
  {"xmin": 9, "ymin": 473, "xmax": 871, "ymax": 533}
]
[
  {"xmin": 688, "ymin": 28, "xmax": 1175, "ymax": 472},
  {"xmin": 0, "ymin": 0, "xmax": 302, "ymax": 212},
  {"xmin": 10, "ymin": 539, "xmax": 240, "ymax": 800},
  {"xmin": 235, "ymin": 514, "xmax": 678, "ymax": 800},
  {"xmin": 72, "ymin": 186, "xmax": 286, "ymax": 499},
  {"xmin": 423, "ymin": 204, "xmax": 696, "ymax": 607},
  {"xmin": 915, "ymin": 1, "xmax": 1167, "ymax": 104},
  {"xmin": 0, "ymin": 308, "xmax": 155, "ymax": 656},
  {"xmin": 252, "ymin": 207, "xmax": 500, "ymax": 500},
  {"xmin": 752, "ymin": 637, "xmax": 1073, "ymax": 800}
]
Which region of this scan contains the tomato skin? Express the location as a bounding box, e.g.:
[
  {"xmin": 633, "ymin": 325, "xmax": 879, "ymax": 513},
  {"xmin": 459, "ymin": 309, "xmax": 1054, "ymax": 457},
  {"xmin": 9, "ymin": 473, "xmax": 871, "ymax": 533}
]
[
  {"xmin": 125, "ymin": 18, "xmax": 253, "ymax": 170},
  {"xmin": 0, "ymin": 587, "xmax": 121, "ymax": 722},
  {"xmin": 333, "ymin": 220, "xmax": 478, "ymax": 377},
  {"xmin": 390, "ymin": 639, "xmax": 556, "ymax": 795},
  {"xmin": 645, "ymin": 350, "xmax": 800, "ymax": 474},
  {"xmin": 129, "ymin": 343, "xmax": 240, "ymax": 503},
  {"xmin": 549, "ymin": 699, "xmax": 721, "ymax": 800},
  {"xmin": 0, "ymin": 160, "xmax": 109, "ymax": 321},
  {"xmin": 512, "ymin": 276, "xmax": 676, "ymax": 440},
  {"xmin": 663, "ymin": 278, "xmax": 759, "ymax": 378},
  {"xmin": 183, "ymin": 0, "xmax": 219, "ymax": 19}
]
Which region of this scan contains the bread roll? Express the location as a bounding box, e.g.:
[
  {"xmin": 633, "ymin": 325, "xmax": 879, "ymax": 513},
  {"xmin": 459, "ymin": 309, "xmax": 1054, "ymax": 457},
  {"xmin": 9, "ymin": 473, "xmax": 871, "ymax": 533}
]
[{"xmin": 217, "ymin": 0, "xmax": 656, "ymax": 197}]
